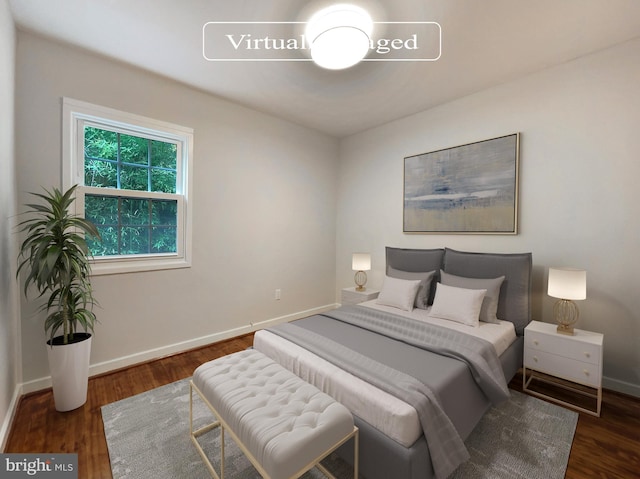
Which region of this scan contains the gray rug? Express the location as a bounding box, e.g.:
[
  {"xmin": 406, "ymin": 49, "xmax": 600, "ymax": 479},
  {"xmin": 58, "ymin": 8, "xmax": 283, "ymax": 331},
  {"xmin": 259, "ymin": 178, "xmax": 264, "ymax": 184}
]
[{"xmin": 102, "ymin": 379, "xmax": 577, "ymax": 479}]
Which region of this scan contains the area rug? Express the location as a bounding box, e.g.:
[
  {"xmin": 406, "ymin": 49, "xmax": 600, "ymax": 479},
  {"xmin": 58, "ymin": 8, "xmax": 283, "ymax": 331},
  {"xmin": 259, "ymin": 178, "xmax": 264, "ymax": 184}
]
[{"xmin": 102, "ymin": 379, "xmax": 578, "ymax": 479}]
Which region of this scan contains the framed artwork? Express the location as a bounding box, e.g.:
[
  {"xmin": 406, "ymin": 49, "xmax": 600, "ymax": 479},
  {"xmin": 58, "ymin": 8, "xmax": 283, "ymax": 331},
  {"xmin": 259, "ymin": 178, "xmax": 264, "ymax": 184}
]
[{"xmin": 403, "ymin": 133, "xmax": 520, "ymax": 234}]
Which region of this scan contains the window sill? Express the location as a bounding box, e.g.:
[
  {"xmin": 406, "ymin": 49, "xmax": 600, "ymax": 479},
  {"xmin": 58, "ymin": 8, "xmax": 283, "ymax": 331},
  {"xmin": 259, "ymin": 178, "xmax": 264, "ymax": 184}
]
[{"xmin": 90, "ymin": 256, "xmax": 191, "ymax": 275}]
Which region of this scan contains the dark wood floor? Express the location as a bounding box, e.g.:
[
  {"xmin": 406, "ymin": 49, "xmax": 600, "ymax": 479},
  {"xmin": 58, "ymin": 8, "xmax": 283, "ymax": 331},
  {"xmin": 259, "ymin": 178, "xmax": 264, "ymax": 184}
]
[{"xmin": 5, "ymin": 333, "xmax": 640, "ymax": 478}]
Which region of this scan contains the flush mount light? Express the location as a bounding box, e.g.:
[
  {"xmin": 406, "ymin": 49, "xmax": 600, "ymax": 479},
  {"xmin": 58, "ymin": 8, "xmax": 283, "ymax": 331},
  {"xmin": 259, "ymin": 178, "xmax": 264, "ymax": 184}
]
[{"xmin": 305, "ymin": 4, "xmax": 373, "ymax": 70}]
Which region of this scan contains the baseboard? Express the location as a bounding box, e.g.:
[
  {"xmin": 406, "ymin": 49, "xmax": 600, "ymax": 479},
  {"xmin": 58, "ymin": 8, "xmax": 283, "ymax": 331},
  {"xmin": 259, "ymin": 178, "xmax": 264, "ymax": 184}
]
[
  {"xmin": 603, "ymin": 375, "xmax": 640, "ymax": 398},
  {"xmin": 0, "ymin": 385, "xmax": 21, "ymax": 451},
  {"xmin": 20, "ymin": 303, "xmax": 340, "ymax": 395}
]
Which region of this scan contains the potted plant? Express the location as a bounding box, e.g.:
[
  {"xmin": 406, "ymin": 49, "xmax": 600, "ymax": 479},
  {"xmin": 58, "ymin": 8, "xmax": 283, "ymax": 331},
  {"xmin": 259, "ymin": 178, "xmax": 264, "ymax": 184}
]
[{"xmin": 17, "ymin": 185, "xmax": 101, "ymax": 412}]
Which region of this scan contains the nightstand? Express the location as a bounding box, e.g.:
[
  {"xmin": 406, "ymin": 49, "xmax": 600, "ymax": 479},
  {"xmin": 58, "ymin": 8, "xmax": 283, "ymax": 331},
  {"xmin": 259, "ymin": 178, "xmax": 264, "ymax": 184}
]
[
  {"xmin": 523, "ymin": 320, "xmax": 603, "ymax": 416},
  {"xmin": 341, "ymin": 287, "xmax": 379, "ymax": 306}
]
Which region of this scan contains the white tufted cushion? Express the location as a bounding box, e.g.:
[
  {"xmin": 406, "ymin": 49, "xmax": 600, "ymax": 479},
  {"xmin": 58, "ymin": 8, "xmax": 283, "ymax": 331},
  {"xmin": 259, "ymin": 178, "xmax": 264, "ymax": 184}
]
[{"xmin": 193, "ymin": 349, "xmax": 354, "ymax": 479}]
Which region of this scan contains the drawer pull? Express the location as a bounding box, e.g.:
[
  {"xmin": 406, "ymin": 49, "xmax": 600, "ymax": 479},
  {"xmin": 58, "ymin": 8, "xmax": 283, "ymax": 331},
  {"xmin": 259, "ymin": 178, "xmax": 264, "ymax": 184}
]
[
  {"xmin": 533, "ymin": 340, "xmax": 539, "ymax": 346},
  {"xmin": 533, "ymin": 356, "xmax": 538, "ymax": 362},
  {"xmin": 584, "ymin": 352, "xmax": 591, "ymax": 358},
  {"xmin": 583, "ymin": 370, "xmax": 590, "ymax": 376}
]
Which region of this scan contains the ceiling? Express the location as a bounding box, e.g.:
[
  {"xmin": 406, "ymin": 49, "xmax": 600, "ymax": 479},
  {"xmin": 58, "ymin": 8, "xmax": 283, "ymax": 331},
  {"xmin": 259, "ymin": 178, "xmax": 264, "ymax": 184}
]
[{"xmin": 9, "ymin": 0, "xmax": 640, "ymax": 138}]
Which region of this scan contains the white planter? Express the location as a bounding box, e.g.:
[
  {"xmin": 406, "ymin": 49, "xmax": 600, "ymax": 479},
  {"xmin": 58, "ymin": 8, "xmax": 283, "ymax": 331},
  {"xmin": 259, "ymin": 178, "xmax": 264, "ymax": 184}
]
[{"xmin": 46, "ymin": 334, "xmax": 92, "ymax": 412}]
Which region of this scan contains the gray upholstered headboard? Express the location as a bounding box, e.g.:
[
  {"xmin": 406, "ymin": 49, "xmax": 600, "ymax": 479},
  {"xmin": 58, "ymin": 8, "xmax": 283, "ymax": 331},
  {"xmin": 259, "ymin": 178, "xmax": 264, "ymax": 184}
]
[
  {"xmin": 386, "ymin": 247, "xmax": 444, "ymax": 304},
  {"xmin": 385, "ymin": 247, "xmax": 532, "ymax": 335}
]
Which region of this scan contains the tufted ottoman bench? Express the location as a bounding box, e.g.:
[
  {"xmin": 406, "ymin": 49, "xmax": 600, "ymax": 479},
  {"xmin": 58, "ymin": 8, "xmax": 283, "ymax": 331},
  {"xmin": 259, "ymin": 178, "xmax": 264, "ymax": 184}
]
[{"xmin": 190, "ymin": 349, "xmax": 358, "ymax": 479}]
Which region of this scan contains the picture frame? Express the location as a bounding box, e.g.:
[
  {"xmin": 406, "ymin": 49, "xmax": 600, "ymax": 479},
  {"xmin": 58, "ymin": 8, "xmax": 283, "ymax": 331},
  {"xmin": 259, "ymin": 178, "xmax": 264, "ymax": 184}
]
[{"xmin": 403, "ymin": 133, "xmax": 520, "ymax": 234}]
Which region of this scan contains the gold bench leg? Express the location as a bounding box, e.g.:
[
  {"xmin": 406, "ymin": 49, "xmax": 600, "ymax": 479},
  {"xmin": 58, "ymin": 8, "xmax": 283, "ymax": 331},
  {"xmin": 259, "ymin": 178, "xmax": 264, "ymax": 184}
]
[
  {"xmin": 190, "ymin": 381, "xmax": 222, "ymax": 479},
  {"xmin": 298, "ymin": 426, "xmax": 359, "ymax": 479}
]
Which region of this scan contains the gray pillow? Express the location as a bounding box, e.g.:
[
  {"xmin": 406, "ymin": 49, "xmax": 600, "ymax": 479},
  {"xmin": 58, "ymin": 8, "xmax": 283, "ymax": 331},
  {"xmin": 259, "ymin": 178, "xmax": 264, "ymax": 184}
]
[
  {"xmin": 387, "ymin": 267, "xmax": 436, "ymax": 309},
  {"xmin": 440, "ymin": 270, "xmax": 505, "ymax": 323}
]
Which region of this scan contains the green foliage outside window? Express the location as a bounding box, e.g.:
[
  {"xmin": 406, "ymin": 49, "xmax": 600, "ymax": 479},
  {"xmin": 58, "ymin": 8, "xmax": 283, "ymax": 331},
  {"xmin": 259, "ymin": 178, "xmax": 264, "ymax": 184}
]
[{"xmin": 84, "ymin": 126, "xmax": 179, "ymax": 256}]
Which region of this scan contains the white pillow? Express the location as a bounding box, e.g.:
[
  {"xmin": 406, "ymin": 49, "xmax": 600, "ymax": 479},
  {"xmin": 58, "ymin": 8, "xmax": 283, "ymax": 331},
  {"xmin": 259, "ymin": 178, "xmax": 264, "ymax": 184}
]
[
  {"xmin": 376, "ymin": 275, "xmax": 422, "ymax": 311},
  {"xmin": 440, "ymin": 271, "xmax": 505, "ymax": 324},
  {"xmin": 428, "ymin": 283, "xmax": 487, "ymax": 327},
  {"xmin": 387, "ymin": 267, "xmax": 435, "ymax": 309}
]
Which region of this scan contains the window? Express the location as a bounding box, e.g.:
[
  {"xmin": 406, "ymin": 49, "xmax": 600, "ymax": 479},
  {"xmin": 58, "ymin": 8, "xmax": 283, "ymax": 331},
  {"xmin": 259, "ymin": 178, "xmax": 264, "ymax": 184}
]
[{"xmin": 63, "ymin": 98, "xmax": 193, "ymax": 274}]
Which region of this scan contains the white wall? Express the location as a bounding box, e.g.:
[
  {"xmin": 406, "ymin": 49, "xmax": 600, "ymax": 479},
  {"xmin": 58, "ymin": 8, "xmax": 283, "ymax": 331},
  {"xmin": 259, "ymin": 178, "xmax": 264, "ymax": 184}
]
[
  {"xmin": 0, "ymin": 0, "xmax": 20, "ymax": 448},
  {"xmin": 15, "ymin": 32, "xmax": 339, "ymax": 388},
  {"xmin": 336, "ymin": 38, "xmax": 640, "ymax": 396}
]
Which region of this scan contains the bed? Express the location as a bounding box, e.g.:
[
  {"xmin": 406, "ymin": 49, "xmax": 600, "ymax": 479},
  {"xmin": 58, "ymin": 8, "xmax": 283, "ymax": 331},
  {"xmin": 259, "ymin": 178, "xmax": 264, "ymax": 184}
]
[{"xmin": 253, "ymin": 247, "xmax": 532, "ymax": 479}]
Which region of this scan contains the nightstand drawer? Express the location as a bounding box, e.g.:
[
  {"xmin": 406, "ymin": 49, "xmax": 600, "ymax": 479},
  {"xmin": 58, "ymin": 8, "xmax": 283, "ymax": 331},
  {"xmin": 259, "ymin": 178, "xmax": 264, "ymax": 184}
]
[
  {"xmin": 526, "ymin": 330, "xmax": 600, "ymax": 365},
  {"xmin": 524, "ymin": 349, "xmax": 601, "ymax": 387}
]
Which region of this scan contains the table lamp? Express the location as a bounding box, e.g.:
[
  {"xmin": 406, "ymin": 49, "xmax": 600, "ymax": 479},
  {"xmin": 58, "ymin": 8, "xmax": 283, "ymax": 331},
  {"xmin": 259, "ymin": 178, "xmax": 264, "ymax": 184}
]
[
  {"xmin": 548, "ymin": 267, "xmax": 586, "ymax": 335},
  {"xmin": 352, "ymin": 253, "xmax": 371, "ymax": 291}
]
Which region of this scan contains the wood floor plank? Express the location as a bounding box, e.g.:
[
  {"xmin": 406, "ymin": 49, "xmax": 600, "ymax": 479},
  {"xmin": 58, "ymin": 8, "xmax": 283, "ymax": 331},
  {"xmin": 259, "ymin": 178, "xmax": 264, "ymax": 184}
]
[{"xmin": 5, "ymin": 332, "xmax": 639, "ymax": 478}]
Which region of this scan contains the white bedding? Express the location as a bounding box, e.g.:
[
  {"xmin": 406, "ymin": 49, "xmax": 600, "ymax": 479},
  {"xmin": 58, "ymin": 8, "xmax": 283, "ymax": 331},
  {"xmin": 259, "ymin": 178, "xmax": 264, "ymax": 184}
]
[{"xmin": 253, "ymin": 303, "xmax": 516, "ymax": 447}]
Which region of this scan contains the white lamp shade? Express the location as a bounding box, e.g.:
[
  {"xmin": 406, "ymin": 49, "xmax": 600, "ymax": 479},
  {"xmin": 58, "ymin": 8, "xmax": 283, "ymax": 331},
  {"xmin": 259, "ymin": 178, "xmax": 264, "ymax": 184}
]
[
  {"xmin": 352, "ymin": 253, "xmax": 371, "ymax": 271},
  {"xmin": 548, "ymin": 267, "xmax": 586, "ymax": 300}
]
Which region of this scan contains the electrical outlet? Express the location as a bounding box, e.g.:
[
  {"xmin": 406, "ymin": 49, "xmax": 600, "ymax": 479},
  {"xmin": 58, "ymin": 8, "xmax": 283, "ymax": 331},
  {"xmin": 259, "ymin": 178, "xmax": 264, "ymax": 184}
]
[{"xmin": 275, "ymin": 289, "xmax": 281, "ymax": 300}]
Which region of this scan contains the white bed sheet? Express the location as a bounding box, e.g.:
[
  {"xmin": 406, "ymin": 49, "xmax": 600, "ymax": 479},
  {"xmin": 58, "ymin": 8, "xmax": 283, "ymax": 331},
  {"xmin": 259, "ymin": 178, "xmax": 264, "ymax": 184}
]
[{"xmin": 253, "ymin": 303, "xmax": 516, "ymax": 447}]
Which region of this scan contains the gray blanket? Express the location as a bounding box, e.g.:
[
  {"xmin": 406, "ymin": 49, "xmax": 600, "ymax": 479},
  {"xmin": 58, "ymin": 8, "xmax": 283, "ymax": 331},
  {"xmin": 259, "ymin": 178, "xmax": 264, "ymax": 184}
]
[
  {"xmin": 329, "ymin": 305, "xmax": 510, "ymax": 403},
  {"xmin": 268, "ymin": 305, "xmax": 510, "ymax": 479}
]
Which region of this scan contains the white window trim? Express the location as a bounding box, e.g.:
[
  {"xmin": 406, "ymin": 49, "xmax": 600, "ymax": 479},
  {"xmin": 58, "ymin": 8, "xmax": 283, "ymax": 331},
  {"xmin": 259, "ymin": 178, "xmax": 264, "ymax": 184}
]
[{"xmin": 62, "ymin": 97, "xmax": 193, "ymax": 275}]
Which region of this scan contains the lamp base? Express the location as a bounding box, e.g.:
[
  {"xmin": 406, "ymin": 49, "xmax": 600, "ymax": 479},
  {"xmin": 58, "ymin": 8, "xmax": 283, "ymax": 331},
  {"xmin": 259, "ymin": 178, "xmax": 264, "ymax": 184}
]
[
  {"xmin": 556, "ymin": 323, "xmax": 575, "ymax": 336},
  {"xmin": 354, "ymin": 270, "xmax": 367, "ymax": 292},
  {"xmin": 554, "ymin": 299, "xmax": 579, "ymax": 336}
]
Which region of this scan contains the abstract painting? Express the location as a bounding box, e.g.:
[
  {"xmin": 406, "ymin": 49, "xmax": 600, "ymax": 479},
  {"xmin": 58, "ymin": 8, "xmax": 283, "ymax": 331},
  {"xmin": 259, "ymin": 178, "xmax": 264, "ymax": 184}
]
[{"xmin": 403, "ymin": 133, "xmax": 519, "ymax": 234}]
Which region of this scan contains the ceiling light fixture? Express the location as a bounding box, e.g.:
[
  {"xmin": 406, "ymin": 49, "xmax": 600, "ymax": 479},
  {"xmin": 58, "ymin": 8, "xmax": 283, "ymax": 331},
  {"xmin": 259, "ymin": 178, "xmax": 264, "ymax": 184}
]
[{"xmin": 305, "ymin": 4, "xmax": 373, "ymax": 70}]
